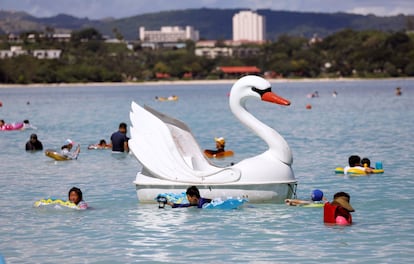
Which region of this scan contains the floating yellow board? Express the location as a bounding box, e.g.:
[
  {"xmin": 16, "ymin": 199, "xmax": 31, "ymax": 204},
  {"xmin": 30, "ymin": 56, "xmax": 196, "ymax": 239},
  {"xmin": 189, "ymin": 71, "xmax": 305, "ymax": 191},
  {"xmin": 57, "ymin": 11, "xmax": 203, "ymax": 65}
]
[
  {"xmin": 334, "ymin": 167, "xmax": 384, "ymax": 175},
  {"xmin": 285, "ymin": 199, "xmax": 325, "ymax": 207},
  {"xmin": 302, "ymin": 203, "xmax": 325, "ymax": 208},
  {"xmin": 33, "ymin": 198, "xmax": 81, "ymax": 209},
  {"xmin": 45, "ymin": 145, "xmax": 80, "ymax": 161}
]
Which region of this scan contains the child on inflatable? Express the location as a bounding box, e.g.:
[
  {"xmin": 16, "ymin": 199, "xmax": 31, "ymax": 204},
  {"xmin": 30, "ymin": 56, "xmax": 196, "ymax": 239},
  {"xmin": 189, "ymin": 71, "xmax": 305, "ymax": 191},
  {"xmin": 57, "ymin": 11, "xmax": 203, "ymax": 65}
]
[
  {"xmin": 361, "ymin": 157, "xmax": 375, "ymax": 169},
  {"xmin": 88, "ymin": 139, "xmax": 111, "ymax": 149},
  {"xmin": 324, "ymin": 191, "xmax": 354, "ymax": 225},
  {"xmin": 204, "ymin": 137, "xmax": 226, "ymax": 155},
  {"xmin": 61, "ymin": 139, "xmax": 80, "ymax": 159},
  {"xmin": 204, "ymin": 137, "xmax": 234, "ymax": 158},
  {"xmin": 33, "ymin": 187, "xmax": 88, "ymax": 210},
  {"xmin": 22, "ymin": 119, "xmax": 37, "ymax": 130},
  {"xmin": 0, "ymin": 119, "xmax": 24, "ymax": 131},
  {"xmin": 167, "ymin": 186, "xmax": 211, "ymax": 208},
  {"xmin": 344, "ymin": 155, "xmax": 374, "ymax": 174},
  {"xmin": 68, "ymin": 187, "xmax": 88, "ymax": 209},
  {"xmin": 285, "ymin": 189, "xmax": 326, "ymax": 206}
]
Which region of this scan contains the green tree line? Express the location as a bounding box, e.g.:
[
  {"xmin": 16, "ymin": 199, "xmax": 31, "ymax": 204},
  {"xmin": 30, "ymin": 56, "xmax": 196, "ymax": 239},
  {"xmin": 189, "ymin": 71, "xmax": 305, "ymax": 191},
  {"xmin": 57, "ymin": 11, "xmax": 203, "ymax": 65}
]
[{"xmin": 0, "ymin": 28, "xmax": 413, "ymax": 84}]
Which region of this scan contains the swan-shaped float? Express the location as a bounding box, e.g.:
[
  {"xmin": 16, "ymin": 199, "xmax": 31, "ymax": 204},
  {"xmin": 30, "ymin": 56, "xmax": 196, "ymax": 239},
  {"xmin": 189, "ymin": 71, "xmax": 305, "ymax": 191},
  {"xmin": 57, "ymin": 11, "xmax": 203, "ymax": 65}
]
[{"xmin": 129, "ymin": 75, "xmax": 297, "ymax": 203}]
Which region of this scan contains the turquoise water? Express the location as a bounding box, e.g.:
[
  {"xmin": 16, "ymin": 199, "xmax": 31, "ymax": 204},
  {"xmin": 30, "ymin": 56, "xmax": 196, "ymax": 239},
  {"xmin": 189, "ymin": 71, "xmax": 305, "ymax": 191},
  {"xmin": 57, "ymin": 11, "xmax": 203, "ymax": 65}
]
[{"xmin": 0, "ymin": 79, "xmax": 413, "ymax": 263}]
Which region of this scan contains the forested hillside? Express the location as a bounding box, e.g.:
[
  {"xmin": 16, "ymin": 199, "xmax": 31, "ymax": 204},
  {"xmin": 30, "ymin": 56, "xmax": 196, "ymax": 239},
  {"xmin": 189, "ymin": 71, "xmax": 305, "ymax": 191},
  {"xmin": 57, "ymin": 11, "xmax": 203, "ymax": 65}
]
[
  {"xmin": 1, "ymin": 9, "xmax": 413, "ymax": 40},
  {"xmin": 1, "ymin": 28, "xmax": 413, "ymax": 84}
]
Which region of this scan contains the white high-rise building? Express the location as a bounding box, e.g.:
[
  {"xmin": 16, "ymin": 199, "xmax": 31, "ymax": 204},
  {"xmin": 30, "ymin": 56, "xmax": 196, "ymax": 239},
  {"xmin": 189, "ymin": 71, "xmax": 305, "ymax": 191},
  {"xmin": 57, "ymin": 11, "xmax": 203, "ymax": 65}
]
[{"xmin": 232, "ymin": 10, "xmax": 266, "ymax": 42}]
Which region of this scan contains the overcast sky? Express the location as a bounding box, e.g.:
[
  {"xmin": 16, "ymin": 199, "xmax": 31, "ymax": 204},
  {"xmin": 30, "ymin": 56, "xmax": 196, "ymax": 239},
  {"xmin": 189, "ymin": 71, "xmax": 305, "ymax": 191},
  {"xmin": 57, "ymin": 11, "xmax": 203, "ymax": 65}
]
[{"xmin": 1, "ymin": 0, "xmax": 413, "ymax": 19}]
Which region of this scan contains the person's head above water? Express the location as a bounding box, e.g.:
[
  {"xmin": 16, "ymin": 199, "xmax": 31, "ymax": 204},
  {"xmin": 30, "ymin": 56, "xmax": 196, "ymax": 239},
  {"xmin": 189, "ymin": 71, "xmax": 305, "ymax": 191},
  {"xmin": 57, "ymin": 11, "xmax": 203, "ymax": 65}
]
[
  {"xmin": 361, "ymin": 157, "xmax": 371, "ymax": 167},
  {"xmin": 311, "ymin": 189, "xmax": 324, "ymax": 201},
  {"xmin": 332, "ymin": 191, "xmax": 354, "ymax": 212},
  {"xmin": 68, "ymin": 187, "xmax": 83, "ymax": 205},
  {"xmin": 186, "ymin": 186, "xmax": 201, "ymax": 198},
  {"xmin": 214, "ymin": 137, "xmax": 225, "ymax": 149},
  {"xmin": 186, "ymin": 186, "xmax": 201, "ymax": 205},
  {"xmin": 348, "ymin": 155, "xmax": 361, "ymax": 167}
]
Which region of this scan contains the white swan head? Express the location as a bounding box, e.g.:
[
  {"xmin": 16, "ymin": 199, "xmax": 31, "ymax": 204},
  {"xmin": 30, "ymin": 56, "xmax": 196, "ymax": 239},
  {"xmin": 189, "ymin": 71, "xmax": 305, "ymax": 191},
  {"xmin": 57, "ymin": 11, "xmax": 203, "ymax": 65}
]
[
  {"xmin": 229, "ymin": 75, "xmax": 290, "ymax": 108},
  {"xmin": 229, "ymin": 75, "xmax": 293, "ymax": 165}
]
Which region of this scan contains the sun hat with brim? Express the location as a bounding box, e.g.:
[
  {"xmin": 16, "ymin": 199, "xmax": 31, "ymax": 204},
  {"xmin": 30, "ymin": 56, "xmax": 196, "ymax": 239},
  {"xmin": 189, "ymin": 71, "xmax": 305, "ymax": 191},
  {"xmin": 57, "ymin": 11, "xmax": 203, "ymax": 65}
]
[
  {"xmin": 332, "ymin": 196, "xmax": 355, "ymax": 212},
  {"xmin": 65, "ymin": 139, "xmax": 74, "ymax": 145},
  {"xmin": 214, "ymin": 137, "xmax": 225, "ymax": 144}
]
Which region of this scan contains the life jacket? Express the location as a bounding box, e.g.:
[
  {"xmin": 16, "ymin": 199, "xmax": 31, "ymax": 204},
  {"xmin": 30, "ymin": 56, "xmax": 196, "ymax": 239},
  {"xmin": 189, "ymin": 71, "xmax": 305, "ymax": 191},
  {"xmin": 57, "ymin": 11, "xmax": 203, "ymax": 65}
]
[{"xmin": 323, "ymin": 202, "xmax": 352, "ymax": 224}]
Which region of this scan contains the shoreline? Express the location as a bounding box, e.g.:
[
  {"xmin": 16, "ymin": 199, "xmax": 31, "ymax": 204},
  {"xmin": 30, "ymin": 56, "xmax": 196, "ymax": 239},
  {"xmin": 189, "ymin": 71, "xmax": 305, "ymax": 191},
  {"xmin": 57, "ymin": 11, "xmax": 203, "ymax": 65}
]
[{"xmin": 0, "ymin": 77, "xmax": 412, "ymax": 88}]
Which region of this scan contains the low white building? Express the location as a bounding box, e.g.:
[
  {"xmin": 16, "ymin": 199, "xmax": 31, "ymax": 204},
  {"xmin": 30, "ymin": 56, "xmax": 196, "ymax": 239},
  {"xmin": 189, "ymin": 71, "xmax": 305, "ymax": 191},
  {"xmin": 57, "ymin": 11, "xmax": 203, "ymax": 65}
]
[
  {"xmin": 195, "ymin": 40, "xmax": 260, "ymax": 59},
  {"xmin": 139, "ymin": 26, "xmax": 199, "ymax": 43},
  {"xmin": 32, "ymin": 49, "xmax": 62, "ymax": 59},
  {"xmin": 195, "ymin": 47, "xmax": 233, "ymax": 59},
  {"xmin": 0, "ymin": 46, "xmax": 62, "ymax": 59},
  {"xmin": 0, "ymin": 46, "xmax": 27, "ymax": 58},
  {"xmin": 52, "ymin": 33, "xmax": 71, "ymax": 42}
]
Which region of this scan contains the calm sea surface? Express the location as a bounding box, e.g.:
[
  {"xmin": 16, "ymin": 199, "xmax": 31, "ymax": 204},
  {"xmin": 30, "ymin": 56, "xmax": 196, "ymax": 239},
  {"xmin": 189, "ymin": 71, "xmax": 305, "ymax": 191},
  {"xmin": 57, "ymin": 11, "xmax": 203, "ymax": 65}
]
[{"xmin": 0, "ymin": 79, "xmax": 413, "ymax": 263}]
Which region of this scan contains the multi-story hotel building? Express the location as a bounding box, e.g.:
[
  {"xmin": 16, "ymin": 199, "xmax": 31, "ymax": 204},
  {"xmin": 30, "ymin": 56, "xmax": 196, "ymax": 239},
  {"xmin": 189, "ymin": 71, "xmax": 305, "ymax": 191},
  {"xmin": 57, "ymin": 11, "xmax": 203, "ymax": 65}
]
[
  {"xmin": 139, "ymin": 26, "xmax": 199, "ymax": 43},
  {"xmin": 232, "ymin": 10, "xmax": 266, "ymax": 42}
]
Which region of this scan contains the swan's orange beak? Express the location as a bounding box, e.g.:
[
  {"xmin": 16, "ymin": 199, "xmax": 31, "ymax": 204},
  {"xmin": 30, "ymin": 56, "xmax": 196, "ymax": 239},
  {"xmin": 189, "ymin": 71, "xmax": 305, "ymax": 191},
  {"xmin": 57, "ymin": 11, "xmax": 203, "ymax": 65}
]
[{"xmin": 262, "ymin": 92, "xmax": 291, "ymax": 106}]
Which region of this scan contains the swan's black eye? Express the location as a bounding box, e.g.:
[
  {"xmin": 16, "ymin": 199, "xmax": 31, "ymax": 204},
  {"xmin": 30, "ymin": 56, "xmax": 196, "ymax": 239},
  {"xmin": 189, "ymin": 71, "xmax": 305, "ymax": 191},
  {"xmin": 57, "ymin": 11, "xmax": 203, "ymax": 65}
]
[{"xmin": 252, "ymin": 87, "xmax": 271, "ymax": 96}]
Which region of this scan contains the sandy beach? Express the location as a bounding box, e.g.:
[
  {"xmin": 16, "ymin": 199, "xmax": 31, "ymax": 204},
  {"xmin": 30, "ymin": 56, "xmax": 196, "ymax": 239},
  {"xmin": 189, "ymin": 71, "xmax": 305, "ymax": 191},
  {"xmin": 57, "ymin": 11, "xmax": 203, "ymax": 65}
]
[{"xmin": 1, "ymin": 77, "xmax": 411, "ymax": 89}]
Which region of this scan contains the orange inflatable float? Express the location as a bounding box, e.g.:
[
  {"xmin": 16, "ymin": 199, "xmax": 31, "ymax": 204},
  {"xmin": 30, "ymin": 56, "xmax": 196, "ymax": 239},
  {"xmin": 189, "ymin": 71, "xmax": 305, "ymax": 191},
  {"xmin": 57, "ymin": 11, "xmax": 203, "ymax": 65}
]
[
  {"xmin": 204, "ymin": 137, "xmax": 234, "ymax": 158},
  {"xmin": 204, "ymin": 150, "xmax": 234, "ymax": 159}
]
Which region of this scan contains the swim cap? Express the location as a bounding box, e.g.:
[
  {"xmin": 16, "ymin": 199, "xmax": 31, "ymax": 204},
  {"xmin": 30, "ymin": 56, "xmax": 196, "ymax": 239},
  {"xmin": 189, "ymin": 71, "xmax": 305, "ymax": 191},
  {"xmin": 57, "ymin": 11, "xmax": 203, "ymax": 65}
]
[{"xmin": 311, "ymin": 189, "xmax": 323, "ymax": 201}]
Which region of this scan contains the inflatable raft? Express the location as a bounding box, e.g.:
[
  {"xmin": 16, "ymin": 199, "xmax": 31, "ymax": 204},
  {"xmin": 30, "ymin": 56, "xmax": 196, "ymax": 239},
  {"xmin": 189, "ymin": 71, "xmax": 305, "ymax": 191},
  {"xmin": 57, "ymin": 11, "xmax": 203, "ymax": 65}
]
[
  {"xmin": 301, "ymin": 202, "xmax": 325, "ymax": 208},
  {"xmin": 155, "ymin": 96, "xmax": 178, "ymax": 102},
  {"xmin": 285, "ymin": 199, "xmax": 325, "ymax": 208},
  {"xmin": 155, "ymin": 192, "xmax": 247, "ymax": 209},
  {"xmin": 45, "ymin": 145, "xmax": 80, "ymax": 161},
  {"xmin": 33, "ymin": 198, "xmax": 84, "ymax": 210},
  {"xmin": 0, "ymin": 122, "xmax": 23, "ymax": 131},
  {"xmin": 203, "ymin": 197, "xmax": 247, "ymax": 209},
  {"xmin": 87, "ymin": 144, "xmax": 111, "ymax": 150},
  {"xmin": 204, "ymin": 150, "xmax": 234, "ymax": 159},
  {"xmin": 334, "ymin": 167, "xmax": 384, "ymax": 175}
]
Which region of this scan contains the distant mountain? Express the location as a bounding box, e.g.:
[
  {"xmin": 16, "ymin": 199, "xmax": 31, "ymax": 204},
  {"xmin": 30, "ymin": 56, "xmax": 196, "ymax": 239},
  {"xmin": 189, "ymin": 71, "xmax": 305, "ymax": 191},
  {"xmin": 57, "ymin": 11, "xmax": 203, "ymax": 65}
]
[
  {"xmin": 33, "ymin": 14, "xmax": 101, "ymax": 29},
  {"xmin": 94, "ymin": 8, "xmax": 413, "ymax": 40},
  {"xmin": 0, "ymin": 10, "xmax": 45, "ymax": 34},
  {"xmin": 0, "ymin": 8, "xmax": 412, "ymax": 40}
]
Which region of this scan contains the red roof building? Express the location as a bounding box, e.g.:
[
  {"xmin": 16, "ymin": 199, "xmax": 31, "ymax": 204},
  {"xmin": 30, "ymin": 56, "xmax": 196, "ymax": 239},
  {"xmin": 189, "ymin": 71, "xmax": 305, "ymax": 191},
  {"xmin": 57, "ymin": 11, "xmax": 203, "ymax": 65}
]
[
  {"xmin": 218, "ymin": 66, "xmax": 261, "ymax": 75},
  {"xmin": 155, "ymin": 72, "xmax": 171, "ymax": 79}
]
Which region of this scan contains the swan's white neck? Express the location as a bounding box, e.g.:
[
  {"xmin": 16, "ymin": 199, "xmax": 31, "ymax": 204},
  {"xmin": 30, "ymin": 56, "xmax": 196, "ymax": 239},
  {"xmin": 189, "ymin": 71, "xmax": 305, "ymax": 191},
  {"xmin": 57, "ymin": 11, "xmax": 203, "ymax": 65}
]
[{"xmin": 230, "ymin": 91, "xmax": 293, "ymax": 165}]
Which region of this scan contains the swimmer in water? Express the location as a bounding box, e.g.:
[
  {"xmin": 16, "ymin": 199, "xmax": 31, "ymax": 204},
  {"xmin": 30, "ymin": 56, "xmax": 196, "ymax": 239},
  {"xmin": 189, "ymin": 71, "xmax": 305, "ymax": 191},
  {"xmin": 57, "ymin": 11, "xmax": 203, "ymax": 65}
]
[
  {"xmin": 68, "ymin": 187, "xmax": 88, "ymax": 209},
  {"xmin": 285, "ymin": 189, "xmax": 326, "ymax": 206}
]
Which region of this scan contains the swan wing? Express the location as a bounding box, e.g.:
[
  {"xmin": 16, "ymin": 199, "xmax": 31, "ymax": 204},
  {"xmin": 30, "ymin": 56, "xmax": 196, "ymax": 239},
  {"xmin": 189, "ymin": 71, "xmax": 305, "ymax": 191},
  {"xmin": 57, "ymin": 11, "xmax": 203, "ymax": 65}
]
[{"xmin": 129, "ymin": 102, "xmax": 240, "ymax": 184}]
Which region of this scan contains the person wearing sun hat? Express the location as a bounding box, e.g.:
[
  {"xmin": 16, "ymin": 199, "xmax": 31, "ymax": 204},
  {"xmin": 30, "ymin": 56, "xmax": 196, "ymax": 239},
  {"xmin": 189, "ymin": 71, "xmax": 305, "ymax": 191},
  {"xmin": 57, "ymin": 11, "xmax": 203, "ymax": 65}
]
[
  {"xmin": 204, "ymin": 137, "xmax": 226, "ymax": 156},
  {"xmin": 60, "ymin": 139, "xmax": 80, "ymax": 159},
  {"xmin": 324, "ymin": 191, "xmax": 354, "ymax": 225},
  {"xmin": 214, "ymin": 137, "xmax": 226, "ymax": 150}
]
